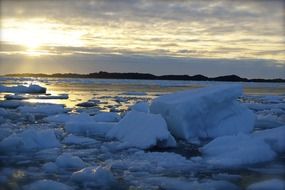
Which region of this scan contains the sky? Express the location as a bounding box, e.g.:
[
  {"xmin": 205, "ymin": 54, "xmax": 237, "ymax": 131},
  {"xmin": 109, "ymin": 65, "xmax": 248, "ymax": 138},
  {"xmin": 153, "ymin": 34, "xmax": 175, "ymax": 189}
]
[{"xmin": 0, "ymin": 0, "xmax": 284, "ymax": 78}]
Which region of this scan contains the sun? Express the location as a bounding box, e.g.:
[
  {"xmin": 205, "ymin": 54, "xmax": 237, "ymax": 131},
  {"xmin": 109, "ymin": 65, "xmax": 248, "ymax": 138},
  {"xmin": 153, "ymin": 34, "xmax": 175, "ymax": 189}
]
[
  {"xmin": 2, "ymin": 21, "xmax": 48, "ymax": 56},
  {"xmin": 1, "ymin": 19, "xmax": 85, "ymax": 56}
]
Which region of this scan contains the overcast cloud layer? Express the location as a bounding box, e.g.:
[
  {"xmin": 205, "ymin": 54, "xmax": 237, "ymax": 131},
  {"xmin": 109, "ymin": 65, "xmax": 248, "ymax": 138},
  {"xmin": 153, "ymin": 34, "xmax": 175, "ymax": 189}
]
[{"xmin": 0, "ymin": 0, "xmax": 284, "ymax": 78}]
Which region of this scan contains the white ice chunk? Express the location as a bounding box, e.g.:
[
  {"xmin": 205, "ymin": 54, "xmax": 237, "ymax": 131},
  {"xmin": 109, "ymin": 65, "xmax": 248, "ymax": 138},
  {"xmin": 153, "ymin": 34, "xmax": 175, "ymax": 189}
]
[
  {"xmin": 0, "ymin": 129, "xmax": 60, "ymax": 152},
  {"xmin": 130, "ymin": 101, "xmax": 150, "ymax": 113},
  {"xmin": 71, "ymin": 166, "xmax": 115, "ymax": 188},
  {"xmin": 252, "ymin": 126, "xmax": 285, "ymax": 153},
  {"xmin": 0, "ymin": 84, "xmax": 46, "ymax": 93},
  {"xmin": 62, "ymin": 134, "xmax": 97, "ymax": 145},
  {"xmin": 150, "ymin": 84, "xmax": 255, "ymax": 141},
  {"xmin": 93, "ymin": 112, "xmax": 121, "ymax": 122},
  {"xmin": 24, "ymin": 179, "xmax": 72, "ymax": 190},
  {"xmin": 107, "ymin": 111, "xmax": 176, "ymax": 149},
  {"xmin": 247, "ymin": 179, "xmax": 285, "ymax": 190},
  {"xmin": 201, "ymin": 134, "xmax": 276, "ymax": 168},
  {"xmin": 55, "ymin": 153, "xmax": 85, "ymax": 169}
]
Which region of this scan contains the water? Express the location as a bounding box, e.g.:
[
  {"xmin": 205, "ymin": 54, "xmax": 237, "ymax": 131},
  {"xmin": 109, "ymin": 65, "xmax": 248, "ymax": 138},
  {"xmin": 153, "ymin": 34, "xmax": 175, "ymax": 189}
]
[{"xmin": 0, "ymin": 77, "xmax": 284, "ymax": 189}]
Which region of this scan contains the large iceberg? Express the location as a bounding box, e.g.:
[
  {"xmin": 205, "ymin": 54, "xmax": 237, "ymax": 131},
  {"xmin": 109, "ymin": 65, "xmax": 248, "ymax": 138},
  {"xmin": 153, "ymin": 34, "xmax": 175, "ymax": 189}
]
[
  {"xmin": 107, "ymin": 111, "xmax": 176, "ymax": 149},
  {"xmin": 150, "ymin": 84, "xmax": 255, "ymax": 141}
]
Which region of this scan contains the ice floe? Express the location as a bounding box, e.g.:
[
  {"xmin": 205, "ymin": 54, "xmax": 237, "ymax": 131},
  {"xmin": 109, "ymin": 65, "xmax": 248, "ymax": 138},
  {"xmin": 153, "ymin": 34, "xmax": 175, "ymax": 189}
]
[
  {"xmin": 200, "ymin": 134, "xmax": 276, "ymax": 168},
  {"xmin": 0, "ymin": 78, "xmax": 284, "ymax": 189},
  {"xmin": 0, "ymin": 129, "xmax": 60, "ymax": 152},
  {"xmin": 107, "ymin": 111, "xmax": 176, "ymax": 149},
  {"xmin": 150, "ymin": 84, "xmax": 255, "ymax": 141},
  {"xmin": 0, "ymin": 84, "xmax": 46, "ymax": 94}
]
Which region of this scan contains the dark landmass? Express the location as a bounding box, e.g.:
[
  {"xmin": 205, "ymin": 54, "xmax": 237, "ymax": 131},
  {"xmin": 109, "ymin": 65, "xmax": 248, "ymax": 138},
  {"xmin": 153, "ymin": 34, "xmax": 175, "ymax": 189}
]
[{"xmin": 4, "ymin": 71, "xmax": 285, "ymax": 82}]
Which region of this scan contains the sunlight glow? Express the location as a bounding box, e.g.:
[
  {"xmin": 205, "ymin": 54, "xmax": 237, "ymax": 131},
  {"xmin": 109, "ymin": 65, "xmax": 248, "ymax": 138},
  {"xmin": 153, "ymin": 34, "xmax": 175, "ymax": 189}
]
[{"xmin": 1, "ymin": 19, "xmax": 85, "ymax": 56}]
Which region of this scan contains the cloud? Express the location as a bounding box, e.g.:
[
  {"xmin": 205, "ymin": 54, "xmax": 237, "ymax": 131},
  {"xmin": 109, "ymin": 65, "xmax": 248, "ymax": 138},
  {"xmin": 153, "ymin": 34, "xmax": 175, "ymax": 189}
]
[{"xmin": 0, "ymin": 0, "xmax": 284, "ymax": 78}]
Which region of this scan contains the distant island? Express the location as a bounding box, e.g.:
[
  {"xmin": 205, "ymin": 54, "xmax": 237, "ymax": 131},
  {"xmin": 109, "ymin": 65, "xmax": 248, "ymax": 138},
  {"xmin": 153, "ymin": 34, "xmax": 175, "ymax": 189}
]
[{"xmin": 4, "ymin": 71, "xmax": 285, "ymax": 83}]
